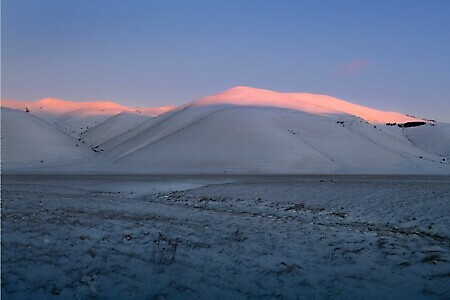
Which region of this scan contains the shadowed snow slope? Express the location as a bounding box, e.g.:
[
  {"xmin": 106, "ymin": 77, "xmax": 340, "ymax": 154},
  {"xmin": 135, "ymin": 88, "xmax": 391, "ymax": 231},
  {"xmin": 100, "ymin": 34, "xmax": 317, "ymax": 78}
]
[
  {"xmin": 404, "ymin": 123, "xmax": 450, "ymax": 158},
  {"xmin": 80, "ymin": 111, "xmax": 154, "ymax": 147},
  {"xmin": 96, "ymin": 87, "xmax": 448, "ymax": 174},
  {"xmin": 1, "ymin": 108, "xmax": 93, "ymax": 170},
  {"xmin": 1, "ymin": 98, "xmax": 174, "ymax": 137}
]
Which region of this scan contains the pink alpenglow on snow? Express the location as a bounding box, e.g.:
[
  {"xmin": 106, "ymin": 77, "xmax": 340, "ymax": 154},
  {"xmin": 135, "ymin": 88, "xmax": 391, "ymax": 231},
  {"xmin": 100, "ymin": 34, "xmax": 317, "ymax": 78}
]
[
  {"xmin": 192, "ymin": 86, "xmax": 420, "ymax": 124},
  {"xmin": 1, "ymin": 98, "xmax": 175, "ymax": 117},
  {"xmin": 1, "ymin": 98, "xmax": 175, "ymax": 139}
]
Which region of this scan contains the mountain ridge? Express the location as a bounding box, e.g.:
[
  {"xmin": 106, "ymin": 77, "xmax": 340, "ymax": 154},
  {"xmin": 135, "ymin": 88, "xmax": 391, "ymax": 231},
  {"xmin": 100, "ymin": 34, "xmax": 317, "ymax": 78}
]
[{"xmin": 2, "ymin": 87, "xmax": 448, "ymax": 173}]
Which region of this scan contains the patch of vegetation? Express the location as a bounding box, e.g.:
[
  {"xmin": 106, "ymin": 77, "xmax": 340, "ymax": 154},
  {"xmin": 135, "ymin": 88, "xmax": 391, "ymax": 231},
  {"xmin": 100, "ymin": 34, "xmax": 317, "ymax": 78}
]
[{"xmin": 398, "ymin": 121, "xmax": 426, "ymax": 128}]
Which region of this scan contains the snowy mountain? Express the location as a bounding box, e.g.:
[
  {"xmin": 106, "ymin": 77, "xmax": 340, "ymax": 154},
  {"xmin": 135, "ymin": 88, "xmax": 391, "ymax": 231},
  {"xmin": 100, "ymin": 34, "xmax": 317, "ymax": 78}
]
[
  {"xmin": 189, "ymin": 86, "xmax": 422, "ymax": 124},
  {"xmin": 2, "ymin": 87, "xmax": 449, "ymax": 173},
  {"xmin": 1, "ymin": 98, "xmax": 174, "ymax": 137},
  {"xmin": 80, "ymin": 111, "xmax": 154, "ymax": 147},
  {"xmin": 95, "ymin": 87, "xmax": 449, "ymax": 174},
  {"xmin": 403, "ymin": 123, "xmax": 450, "ymax": 158},
  {"xmin": 1, "ymin": 108, "xmax": 93, "ymax": 170}
]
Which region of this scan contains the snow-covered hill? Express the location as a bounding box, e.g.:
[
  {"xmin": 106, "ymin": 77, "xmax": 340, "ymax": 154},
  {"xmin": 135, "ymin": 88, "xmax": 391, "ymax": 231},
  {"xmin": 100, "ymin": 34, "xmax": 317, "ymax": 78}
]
[
  {"xmin": 96, "ymin": 87, "xmax": 448, "ymax": 174},
  {"xmin": 191, "ymin": 86, "xmax": 422, "ymax": 124},
  {"xmin": 1, "ymin": 108, "xmax": 93, "ymax": 170},
  {"xmin": 403, "ymin": 123, "xmax": 450, "ymax": 158},
  {"xmin": 1, "ymin": 98, "xmax": 174, "ymax": 137},
  {"xmin": 80, "ymin": 111, "xmax": 154, "ymax": 147},
  {"xmin": 2, "ymin": 87, "xmax": 448, "ymax": 173}
]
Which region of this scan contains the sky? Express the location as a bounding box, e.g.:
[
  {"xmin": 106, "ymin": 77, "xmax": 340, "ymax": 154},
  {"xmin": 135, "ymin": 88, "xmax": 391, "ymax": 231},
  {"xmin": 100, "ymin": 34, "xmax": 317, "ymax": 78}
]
[{"xmin": 2, "ymin": 0, "xmax": 450, "ymax": 121}]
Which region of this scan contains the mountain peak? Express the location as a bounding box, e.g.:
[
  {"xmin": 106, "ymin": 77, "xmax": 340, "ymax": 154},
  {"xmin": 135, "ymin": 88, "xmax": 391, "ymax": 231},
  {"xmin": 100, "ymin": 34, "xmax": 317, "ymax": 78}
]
[
  {"xmin": 220, "ymin": 86, "xmax": 277, "ymax": 96},
  {"xmin": 191, "ymin": 86, "xmax": 421, "ymax": 124},
  {"xmin": 37, "ymin": 97, "xmax": 65, "ymax": 104},
  {"xmin": 225, "ymin": 85, "xmax": 265, "ymax": 91}
]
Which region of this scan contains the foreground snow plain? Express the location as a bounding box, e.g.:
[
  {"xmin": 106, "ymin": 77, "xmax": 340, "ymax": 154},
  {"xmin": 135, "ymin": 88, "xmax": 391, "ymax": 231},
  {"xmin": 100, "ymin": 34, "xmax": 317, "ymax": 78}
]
[{"xmin": 2, "ymin": 175, "xmax": 449, "ymax": 299}]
